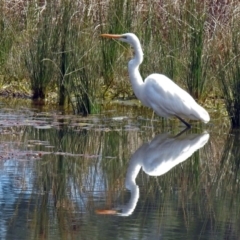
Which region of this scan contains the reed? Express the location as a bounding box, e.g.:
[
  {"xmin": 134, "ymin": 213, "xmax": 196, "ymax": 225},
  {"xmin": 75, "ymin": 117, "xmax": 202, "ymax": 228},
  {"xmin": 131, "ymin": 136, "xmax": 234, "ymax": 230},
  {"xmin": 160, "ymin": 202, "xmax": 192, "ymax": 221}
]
[
  {"xmin": 23, "ymin": 1, "xmax": 58, "ymax": 100},
  {"xmin": 183, "ymin": 1, "xmax": 209, "ymax": 100},
  {"xmin": 135, "ymin": 1, "xmax": 180, "ymax": 81},
  {"xmin": 215, "ymin": 3, "xmax": 240, "ymax": 127},
  {"xmin": 22, "ymin": 0, "xmax": 98, "ymax": 114},
  {"xmin": 0, "ymin": 27, "xmax": 12, "ymax": 71},
  {"xmin": 1, "ymin": 0, "xmax": 240, "ymax": 123},
  {"xmin": 53, "ymin": 0, "xmax": 94, "ymax": 114},
  {"xmin": 0, "ymin": 2, "xmax": 15, "ymax": 73}
]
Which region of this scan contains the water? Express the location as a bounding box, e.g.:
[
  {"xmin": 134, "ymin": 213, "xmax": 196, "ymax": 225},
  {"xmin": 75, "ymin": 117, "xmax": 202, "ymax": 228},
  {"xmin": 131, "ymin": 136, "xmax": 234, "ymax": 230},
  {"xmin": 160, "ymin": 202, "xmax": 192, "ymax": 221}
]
[{"xmin": 0, "ymin": 99, "xmax": 239, "ymax": 240}]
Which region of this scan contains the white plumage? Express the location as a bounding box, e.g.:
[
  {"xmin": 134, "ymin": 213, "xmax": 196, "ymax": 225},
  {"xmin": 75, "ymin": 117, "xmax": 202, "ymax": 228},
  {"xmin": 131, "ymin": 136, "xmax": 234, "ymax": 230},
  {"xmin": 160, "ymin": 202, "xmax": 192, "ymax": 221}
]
[{"xmin": 101, "ymin": 33, "xmax": 210, "ymax": 128}]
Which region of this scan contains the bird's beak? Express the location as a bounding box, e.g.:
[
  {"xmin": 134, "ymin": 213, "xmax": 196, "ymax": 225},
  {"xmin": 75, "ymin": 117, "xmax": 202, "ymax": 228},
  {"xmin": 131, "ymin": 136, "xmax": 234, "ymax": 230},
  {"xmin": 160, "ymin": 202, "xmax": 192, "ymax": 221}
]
[
  {"xmin": 100, "ymin": 33, "xmax": 122, "ymax": 39},
  {"xmin": 95, "ymin": 209, "xmax": 118, "ymax": 215}
]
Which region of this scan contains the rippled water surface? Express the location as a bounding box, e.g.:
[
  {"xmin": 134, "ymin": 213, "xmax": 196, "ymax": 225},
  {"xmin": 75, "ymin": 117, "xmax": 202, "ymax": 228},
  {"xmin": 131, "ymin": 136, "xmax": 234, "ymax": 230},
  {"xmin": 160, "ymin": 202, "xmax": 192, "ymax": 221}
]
[{"xmin": 0, "ymin": 98, "xmax": 239, "ymax": 240}]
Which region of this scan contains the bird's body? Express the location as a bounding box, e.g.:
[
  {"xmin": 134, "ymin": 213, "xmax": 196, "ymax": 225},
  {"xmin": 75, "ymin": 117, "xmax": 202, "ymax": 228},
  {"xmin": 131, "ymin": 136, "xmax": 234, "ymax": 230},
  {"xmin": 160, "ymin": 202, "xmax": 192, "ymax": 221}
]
[
  {"xmin": 101, "ymin": 33, "xmax": 210, "ymax": 127},
  {"xmin": 134, "ymin": 73, "xmax": 209, "ymax": 122}
]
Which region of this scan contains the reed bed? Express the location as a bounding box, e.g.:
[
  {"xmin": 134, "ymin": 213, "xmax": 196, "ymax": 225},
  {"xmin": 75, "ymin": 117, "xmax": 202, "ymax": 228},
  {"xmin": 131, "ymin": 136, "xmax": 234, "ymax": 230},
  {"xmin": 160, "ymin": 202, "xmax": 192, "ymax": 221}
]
[{"xmin": 1, "ymin": 0, "xmax": 240, "ymax": 125}]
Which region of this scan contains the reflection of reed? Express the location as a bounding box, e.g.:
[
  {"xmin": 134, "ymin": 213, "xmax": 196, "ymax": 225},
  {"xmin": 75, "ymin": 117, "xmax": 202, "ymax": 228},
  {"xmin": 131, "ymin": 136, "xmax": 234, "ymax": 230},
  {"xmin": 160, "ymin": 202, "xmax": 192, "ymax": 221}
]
[
  {"xmin": 27, "ymin": 121, "xmax": 139, "ymax": 238},
  {"xmin": 31, "ymin": 123, "xmax": 102, "ymax": 238},
  {"xmin": 97, "ymin": 131, "xmax": 209, "ymax": 216},
  {"xmin": 5, "ymin": 106, "xmax": 240, "ymax": 239},
  {"xmin": 215, "ymin": 130, "xmax": 240, "ymax": 200},
  {"xmin": 191, "ymin": 130, "xmax": 240, "ymax": 238}
]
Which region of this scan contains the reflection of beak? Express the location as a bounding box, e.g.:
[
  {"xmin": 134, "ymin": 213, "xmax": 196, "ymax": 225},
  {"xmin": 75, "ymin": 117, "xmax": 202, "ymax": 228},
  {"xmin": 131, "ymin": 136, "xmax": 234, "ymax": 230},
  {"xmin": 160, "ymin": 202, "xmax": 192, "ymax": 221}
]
[
  {"xmin": 95, "ymin": 209, "xmax": 118, "ymax": 215},
  {"xmin": 100, "ymin": 33, "xmax": 122, "ymax": 39}
]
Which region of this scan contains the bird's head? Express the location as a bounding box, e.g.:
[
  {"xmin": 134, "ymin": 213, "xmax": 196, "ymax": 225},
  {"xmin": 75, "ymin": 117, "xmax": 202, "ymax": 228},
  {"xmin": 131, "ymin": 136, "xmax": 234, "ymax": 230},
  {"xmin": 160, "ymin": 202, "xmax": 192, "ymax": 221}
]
[{"xmin": 100, "ymin": 33, "xmax": 140, "ymax": 47}]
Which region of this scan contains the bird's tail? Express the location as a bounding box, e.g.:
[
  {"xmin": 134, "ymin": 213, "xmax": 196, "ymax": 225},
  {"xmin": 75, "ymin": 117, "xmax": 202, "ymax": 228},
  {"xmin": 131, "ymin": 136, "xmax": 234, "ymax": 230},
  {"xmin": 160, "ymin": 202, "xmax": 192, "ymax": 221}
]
[{"xmin": 198, "ymin": 106, "xmax": 210, "ymax": 123}]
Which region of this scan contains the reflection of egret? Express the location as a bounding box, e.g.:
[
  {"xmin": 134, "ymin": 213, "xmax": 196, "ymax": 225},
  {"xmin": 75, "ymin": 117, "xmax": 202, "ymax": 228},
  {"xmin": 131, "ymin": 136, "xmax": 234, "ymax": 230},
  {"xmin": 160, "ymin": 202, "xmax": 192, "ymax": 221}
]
[
  {"xmin": 96, "ymin": 131, "xmax": 209, "ymax": 216},
  {"xmin": 101, "ymin": 33, "xmax": 210, "ymax": 128}
]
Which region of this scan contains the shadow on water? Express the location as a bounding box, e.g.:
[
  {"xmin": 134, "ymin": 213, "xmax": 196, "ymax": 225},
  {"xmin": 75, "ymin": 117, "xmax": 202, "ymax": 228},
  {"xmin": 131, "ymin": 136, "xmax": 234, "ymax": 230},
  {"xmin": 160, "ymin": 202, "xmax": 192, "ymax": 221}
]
[{"xmin": 0, "ymin": 99, "xmax": 240, "ymax": 239}]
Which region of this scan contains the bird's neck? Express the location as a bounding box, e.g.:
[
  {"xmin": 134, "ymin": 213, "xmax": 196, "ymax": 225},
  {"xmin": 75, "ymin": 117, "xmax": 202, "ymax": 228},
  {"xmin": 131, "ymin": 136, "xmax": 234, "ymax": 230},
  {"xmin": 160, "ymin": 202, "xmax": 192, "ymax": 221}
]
[
  {"xmin": 121, "ymin": 155, "xmax": 141, "ymax": 216},
  {"xmin": 128, "ymin": 43, "xmax": 144, "ymax": 100},
  {"xmin": 125, "ymin": 143, "xmax": 146, "ymax": 190}
]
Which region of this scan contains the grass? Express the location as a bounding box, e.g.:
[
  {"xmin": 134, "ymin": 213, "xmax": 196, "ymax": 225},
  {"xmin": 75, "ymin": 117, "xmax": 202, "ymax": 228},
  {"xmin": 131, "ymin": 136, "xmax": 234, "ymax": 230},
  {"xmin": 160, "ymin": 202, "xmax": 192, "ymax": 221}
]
[
  {"xmin": 0, "ymin": 1, "xmax": 16, "ymax": 80},
  {"xmin": 22, "ymin": 1, "xmax": 97, "ymax": 114},
  {"xmin": 0, "ymin": 0, "xmax": 240, "ymax": 126},
  {"xmin": 23, "ymin": 1, "xmax": 58, "ymax": 100},
  {"xmin": 183, "ymin": 1, "xmax": 209, "ymax": 100},
  {"xmin": 215, "ymin": 2, "xmax": 240, "ymax": 127},
  {"xmin": 53, "ymin": 0, "xmax": 95, "ymax": 114}
]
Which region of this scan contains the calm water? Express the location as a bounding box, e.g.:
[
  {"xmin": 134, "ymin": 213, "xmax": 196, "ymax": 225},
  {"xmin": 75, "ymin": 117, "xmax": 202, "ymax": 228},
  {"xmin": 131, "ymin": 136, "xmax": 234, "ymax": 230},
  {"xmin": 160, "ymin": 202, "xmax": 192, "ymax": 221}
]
[{"xmin": 0, "ymin": 99, "xmax": 239, "ymax": 240}]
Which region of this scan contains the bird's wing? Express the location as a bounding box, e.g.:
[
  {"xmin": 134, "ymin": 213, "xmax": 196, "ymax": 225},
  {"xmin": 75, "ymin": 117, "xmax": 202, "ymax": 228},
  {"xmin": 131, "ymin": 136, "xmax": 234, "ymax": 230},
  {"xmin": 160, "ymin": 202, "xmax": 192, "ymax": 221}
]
[
  {"xmin": 143, "ymin": 74, "xmax": 196, "ymax": 118},
  {"xmin": 142, "ymin": 132, "xmax": 209, "ymax": 176}
]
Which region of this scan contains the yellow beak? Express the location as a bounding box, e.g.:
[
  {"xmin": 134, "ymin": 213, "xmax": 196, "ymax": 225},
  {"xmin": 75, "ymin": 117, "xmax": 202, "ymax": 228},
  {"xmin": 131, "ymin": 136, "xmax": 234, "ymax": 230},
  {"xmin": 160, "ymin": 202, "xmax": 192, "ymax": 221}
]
[{"xmin": 100, "ymin": 33, "xmax": 122, "ymax": 39}]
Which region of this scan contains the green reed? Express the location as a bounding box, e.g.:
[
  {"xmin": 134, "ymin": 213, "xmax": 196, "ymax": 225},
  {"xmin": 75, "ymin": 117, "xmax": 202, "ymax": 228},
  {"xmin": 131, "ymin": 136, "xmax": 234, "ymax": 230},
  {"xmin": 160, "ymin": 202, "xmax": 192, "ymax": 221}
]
[
  {"xmin": 23, "ymin": 1, "xmax": 58, "ymax": 100},
  {"xmin": 53, "ymin": 0, "xmax": 96, "ymax": 114},
  {"xmin": 22, "ymin": 0, "xmax": 98, "ymax": 114},
  {"xmin": 0, "ymin": 11, "xmax": 13, "ymax": 71},
  {"xmin": 216, "ymin": 9, "xmax": 240, "ymax": 127},
  {"xmin": 135, "ymin": 1, "xmax": 180, "ymax": 81},
  {"xmin": 0, "ymin": 1, "xmax": 17, "ymax": 82},
  {"xmin": 184, "ymin": 2, "xmax": 209, "ymax": 100}
]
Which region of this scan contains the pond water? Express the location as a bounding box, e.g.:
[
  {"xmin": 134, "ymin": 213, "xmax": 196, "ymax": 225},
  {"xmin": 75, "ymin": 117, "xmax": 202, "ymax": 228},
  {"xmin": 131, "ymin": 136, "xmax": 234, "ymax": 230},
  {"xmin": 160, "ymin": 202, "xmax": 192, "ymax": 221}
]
[{"xmin": 0, "ymin": 98, "xmax": 239, "ymax": 240}]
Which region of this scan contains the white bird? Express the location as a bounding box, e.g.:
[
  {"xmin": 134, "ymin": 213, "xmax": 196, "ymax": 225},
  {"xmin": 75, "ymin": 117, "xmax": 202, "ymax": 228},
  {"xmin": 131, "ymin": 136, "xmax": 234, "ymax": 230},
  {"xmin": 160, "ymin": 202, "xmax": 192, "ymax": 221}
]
[
  {"xmin": 101, "ymin": 33, "xmax": 210, "ymax": 128},
  {"xmin": 96, "ymin": 131, "xmax": 210, "ymax": 216}
]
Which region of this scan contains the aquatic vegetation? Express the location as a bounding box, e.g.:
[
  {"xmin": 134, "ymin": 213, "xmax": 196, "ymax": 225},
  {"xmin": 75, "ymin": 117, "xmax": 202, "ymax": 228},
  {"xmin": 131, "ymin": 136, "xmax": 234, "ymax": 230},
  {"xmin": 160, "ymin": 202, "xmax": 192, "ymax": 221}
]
[
  {"xmin": 0, "ymin": 0, "xmax": 240, "ymax": 126},
  {"xmin": 54, "ymin": 0, "xmax": 96, "ymax": 114},
  {"xmin": 0, "ymin": 16, "xmax": 13, "ymax": 71},
  {"xmin": 23, "ymin": 1, "xmax": 58, "ymax": 100},
  {"xmin": 0, "ymin": 1, "xmax": 16, "ymax": 80},
  {"xmin": 215, "ymin": 3, "xmax": 240, "ymax": 127},
  {"xmin": 183, "ymin": 1, "xmax": 209, "ymax": 100},
  {"xmin": 22, "ymin": 1, "xmax": 97, "ymax": 114}
]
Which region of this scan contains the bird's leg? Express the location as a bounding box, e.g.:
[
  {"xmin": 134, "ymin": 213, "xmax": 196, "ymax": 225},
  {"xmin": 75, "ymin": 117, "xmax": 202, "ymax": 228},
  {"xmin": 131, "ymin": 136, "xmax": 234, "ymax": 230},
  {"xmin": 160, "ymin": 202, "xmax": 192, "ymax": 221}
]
[
  {"xmin": 175, "ymin": 115, "xmax": 191, "ymax": 128},
  {"xmin": 151, "ymin": 111, "xmax": 155, "ymax": 122},
  {"xmin": 174, "ymin": 127, "xmax": 190, "ymax": 137}
]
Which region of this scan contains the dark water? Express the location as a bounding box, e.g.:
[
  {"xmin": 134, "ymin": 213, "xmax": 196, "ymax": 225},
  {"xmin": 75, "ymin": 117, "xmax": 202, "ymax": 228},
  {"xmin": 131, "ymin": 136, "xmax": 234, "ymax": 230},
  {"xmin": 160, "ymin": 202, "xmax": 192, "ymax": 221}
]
[{"xmin": 0, "ymin": 99, "xmax": 239, "ymax": 240}]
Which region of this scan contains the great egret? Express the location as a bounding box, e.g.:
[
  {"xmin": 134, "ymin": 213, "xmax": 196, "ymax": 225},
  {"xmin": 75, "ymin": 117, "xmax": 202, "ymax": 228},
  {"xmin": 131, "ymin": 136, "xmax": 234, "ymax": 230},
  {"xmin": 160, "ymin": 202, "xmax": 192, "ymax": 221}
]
[
  {"xmin": 96, "ymin": 131, "xmax": 210, "ymax": 216},
  {"xmin": 101, "ymin": 33, "xmax": 210, "ymax": 128}
]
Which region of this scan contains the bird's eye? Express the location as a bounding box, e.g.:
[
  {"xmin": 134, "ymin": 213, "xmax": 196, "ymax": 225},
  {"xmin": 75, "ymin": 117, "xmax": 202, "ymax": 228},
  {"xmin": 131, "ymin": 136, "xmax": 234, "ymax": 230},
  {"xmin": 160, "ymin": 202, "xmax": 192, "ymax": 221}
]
[{"xmin": 122, "ymin": 36, "xmax": 127, "ymax": 39}]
